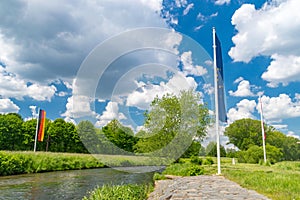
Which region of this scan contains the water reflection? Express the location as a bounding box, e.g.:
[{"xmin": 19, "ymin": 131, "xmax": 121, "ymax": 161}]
[{"xmin": 0, "ymin": 168, "xmax": 153, "ymax": 200}]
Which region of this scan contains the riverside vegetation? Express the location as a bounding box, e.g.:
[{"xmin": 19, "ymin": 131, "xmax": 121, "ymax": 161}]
[
  {"xmin": 83, "ymin": 157, "xmax": 300, "ymax": 200},
  {"xmin": 0, "ymin": 151, "xmax": 105, "ymax": 176}
]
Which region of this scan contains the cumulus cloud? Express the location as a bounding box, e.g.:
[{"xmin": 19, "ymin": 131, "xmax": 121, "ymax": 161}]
[
  {"xmin": 95, "ymin": 102, "xmax": 126, "ymax": 127},
  {"xmin": 62, "ymin": 95, "xmax": 97, "ymax": 121},
  {"xmin": 0, "ymin": 67, "xmax": 56, "ymax": 101},
  {"xmin": 29, "ymin": 105, "xmax": 38, "ymax": 118},
  {"xmin": 126, "ymin": 72, "xmax": 197, "ymax": 110},
  {"xmin": 229, "ymin": 78, "xmax": 256, "ymax": 97},
  {"xmin": 180, "ymin": 51, "xmax": 208, "ymax": 76},
  {"xmin": 0, "ymin": 98, "xmax": 20, "ymax": 114},
  {"xmin": 229, "ymin": 0, "xmax": 300, "ymax": 87},
  {"xmin": 227, "ymin": 99, "xmax": 256, "ymax": 123},
  {"xmin": 257, "ymin": 94, "xmax": 300, "ymax": 122},
  {"xmin": 0, "ymin": 0, "xmax": 166, "ymax": 84},
  {"xmin": 261, "ymin": 54, "xmax": 300, "ymax": 87},
  {"xmin": 287, "ymin": 131, "xmax": 300, "ymax": 139}
]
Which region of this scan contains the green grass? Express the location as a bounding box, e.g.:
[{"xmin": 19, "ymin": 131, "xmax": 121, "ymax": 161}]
[
  {"xmin": 83, "ymin": 183, "xmax": 153, "ymax": 200},
  {"xmin": 0, "ymin": 151, "xmax": 105, "ymax": 176},
  {"xmin": 0, "ymin": 151, "xmax": 172, "ymax": 176},
  {"xmin": 220, "ymin": 162, "xmax": 300, "ymax": 200},
  {"xmin": 154, "ymin": 157, "xmax": 300, "ymax": 200},
  {"xmin": 93, "ymin": 154, "xmax": 171, "ymax": 167}
]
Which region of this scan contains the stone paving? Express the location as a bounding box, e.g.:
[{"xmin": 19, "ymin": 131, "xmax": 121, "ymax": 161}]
[{"xmin": 148, "ymin": 175, "xmax": 271, "ymax": 200}]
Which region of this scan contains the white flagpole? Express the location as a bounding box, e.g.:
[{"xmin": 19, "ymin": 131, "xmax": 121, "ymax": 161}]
[
  {"xmin": 259, "ymin": 95, "xmax": 267, "ymax": 163},
  {"xmin": 34, "ymin": 108, "xmax": 40, "ymax": 152},
  {"xmin": 213, "ymin": 27, "xmax": 221, "ymax": 175}
]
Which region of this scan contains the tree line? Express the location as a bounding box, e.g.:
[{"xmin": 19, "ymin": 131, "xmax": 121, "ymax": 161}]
[
  {"xmin": 225, "ymin": 118, "xmax": 300, "ymax": 163},
  {"xmin": 0, "ymin": 90, "xmax": 299, "ymax": 163}
]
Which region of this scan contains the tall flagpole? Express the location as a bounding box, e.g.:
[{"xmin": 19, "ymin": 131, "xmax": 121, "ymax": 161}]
[
  {"xmin": 259, "ymin": 95, "xmax": 267, "ymax": 163},
  {"xmin": 34, "ymin": 108, "xmax": 40, "ymax": 152},
  {"xmin": 213, "ymin": 27, "xmax": 221, "ymax": 175}
]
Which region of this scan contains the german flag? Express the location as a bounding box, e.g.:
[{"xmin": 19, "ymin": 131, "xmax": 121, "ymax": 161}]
[{"xmin": 37, "ymin": 109, "xmax": 46, "ymax": 142}]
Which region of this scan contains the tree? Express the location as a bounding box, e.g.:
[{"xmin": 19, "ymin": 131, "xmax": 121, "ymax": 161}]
[
  {"xmin": 224, "ymin": 118, "xmax": 270, "ymax": 150},
  {"xmin": 205, "ymin": 141, "xmax": 226, "ymax": 157},
  {"xmin": 0, "ymin": 113, "xmax": 23, "ymax": 150},
  {"xmin": 21, "ymin": 119, "xmax": 37, "ymax": 150},
  {"xmin": 225, "ymin": 118, "xmax": 300, "ymax": 161},
  {"xmin": 181, "ymin": 141, "xmax": 202, "ymax": 158},
  {"xmin": 47, "ymin": 119, "xmax": 69, "ymax": 152},
  {"xmin": 134, "ymin": 90, "xmax": 210, "ymax": 157},
  {"xmin": 102, "ymin": 119, "xmax": 138, "ymax": 153},
  {"xmin": 237, "ymin": 144, "xmax": 283, "ymax": 164},
  {"xmin": 77, "ymin": 120, "xmax": 98, "ymax": 153}
]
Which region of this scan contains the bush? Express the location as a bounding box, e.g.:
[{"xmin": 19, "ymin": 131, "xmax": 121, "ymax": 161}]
[
  {"xmin": 83, "ymin": 184, "xmax": 153, "ymax": 200},
  {"xmin": 203, "ymin": 157, "xmax": 214, "ymax": 165},
  {"xmin": 237, "ymin": 145, "xmax": 283, "ymax": 164},
  {"xmin": 190, "ymin": 156, "xmax": 202, "ymax": 165},
  {"xmin": 162, "ymin": 163, "xmax": 204, "ymax": 176},
  {"xmin": 153, "ymin": 172, "xmax": 166, "ymax": 180}
]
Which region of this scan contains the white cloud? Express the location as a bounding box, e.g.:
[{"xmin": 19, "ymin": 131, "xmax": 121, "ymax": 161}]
[
  {"xmin": 215, "ymin": 0, "xmax": 231, "ymax": 5},
  {"xmin": 229, "ymin": 79, "xmax": 256, "ymax": 97},
  {"xmin": 261, "ymin": 54, "xmax": 300, "ymax": 87},
  {"xmin": 0, "ymin": 98, "xmax": 20, "ymax": 114},
  {"xmin": 183, "ymin": 3, "xmax": 194, "ymax": 15},
  {"xmin": 95, "ymin": 102, "xmax": 126, "ymax": 127},
  {"xmin": 29, "ymin": 105, "xmax": 38, "ymax": 118},
  {"xmin": 175, "ymin": 0, "xmax": 188, "ymax": 7},
  {"xmin": 140, "ymin": 0, "xmax": 163, "ymax": 11},
  {"xmin": 126, "ymin": 72, "xmax": 197, "ymax": 110},
  {"xmin": 0, "ymin": 0, "xmax": 166, "ymax": 84},
  {"xmin": 203, "ymin": 83, "xmax": 214, "ymax": 95},
  {"xmin": 229, "ymin": 0, "xmax": 300, "ymax": 86},
  {"xmin": 227, "ymin": 99, "xmax": 256, "ymax": 123},
  {"xmin": 62, "ymin": 95, "xmax": 96, "ymax": 120},
  {"xmin": 0, "ymin": 67, "xmax": 56, "ymax": 101},
  {"xmin": 257, "ymin": 94, "xmax": 300, "ymax": 121},
  {"xmin": 287, "ymin": 131, "xmax": 300, "ymax": 139},
  {"xmin": 180, "ymin": 51, "xmax": 208, "ymax": 76}
]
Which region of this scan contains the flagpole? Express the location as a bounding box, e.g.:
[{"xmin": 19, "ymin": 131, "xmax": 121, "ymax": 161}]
[
  {"xmin": 213, "ymin": 27, "xmax": 221, "ymax": 175},
  {"xmin": 259, "ymin": 95, "xmax": 267, "ymax": 163},
  {"xmin": 34, "ymin": 108, "xmax": 40, "ymax": 152}
]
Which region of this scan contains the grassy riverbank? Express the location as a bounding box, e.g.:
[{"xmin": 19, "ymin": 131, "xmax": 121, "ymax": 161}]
[
  {"xmin": 83, "ymin": 183, "xmax": 153, "ymax": 200},
  {"xmin": 0, "ymin": 151, "xmax": 170, "ymax": 176},
  {"xmin": 0, "ymin": 151, "xmax": 105, "ymax": 176}
]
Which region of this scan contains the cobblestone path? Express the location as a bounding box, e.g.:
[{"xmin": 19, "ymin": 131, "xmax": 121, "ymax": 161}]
[{"xmin": 148, "ymin": 175, "xmax": 271, "ymax": 200}]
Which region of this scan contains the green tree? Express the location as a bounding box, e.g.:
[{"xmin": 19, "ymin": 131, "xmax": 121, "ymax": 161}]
[
  {"xmin": 181, "ymin": 141, "xmax": 202, "ymax": 158},
  {"xmin": 77, "ymin": 120, "xmax": 99, "ymax": 153},
  {"xmin": 47, "ymin": 119, "xmax": 69, "ymax": 152},
  {"xmin": 205, "ymin": 141, "xmax": 226, "ymax": 157},
  {"xmin": 225, "ymin": 118, "xmax": 300, "ymax": 161},
  {"xmin": 0, "ymin": 113, "xmax": 24, "ymax": 150},
  {"xmin": 134, "ymin": 90, "xmax": 210, "ymax": 157},
  {"xmin": 224, "ymin": 118, "xmax": 270, "ymax": 150},
  {"xmin": 21, "ymin": 119, "xmax": 37, "ymax": 150},
  {"xmin": 102, "ymin": 119, "xmax": 138, "ymax": 153},
  {"xmin": 237, "ymin": 144, "xmax": 283, "ymax": 164}
]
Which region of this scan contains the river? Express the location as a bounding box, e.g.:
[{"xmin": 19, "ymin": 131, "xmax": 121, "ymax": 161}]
[{"xmin": 0, "ymin": 167, "xmax": 154, "ymax": 200}]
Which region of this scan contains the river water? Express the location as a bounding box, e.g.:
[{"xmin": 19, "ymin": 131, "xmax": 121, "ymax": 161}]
[{"xmin": 0, "ymin": 168, "xmax": 154, "ymax": 200}]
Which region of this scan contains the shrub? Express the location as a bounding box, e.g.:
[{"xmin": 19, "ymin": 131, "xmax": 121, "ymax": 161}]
[
  {"xmin": 190, "ymin": 156, "xmax": 202, "ymax": 165},
  {"xmin": 203, "ymin": 157, "xmax": 214, "ymax": 165}
]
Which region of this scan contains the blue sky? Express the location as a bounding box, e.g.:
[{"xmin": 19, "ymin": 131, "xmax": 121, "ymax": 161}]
[{"xmin": 0, "ymin": 0, "xmax": 300, "ymax": 140}]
